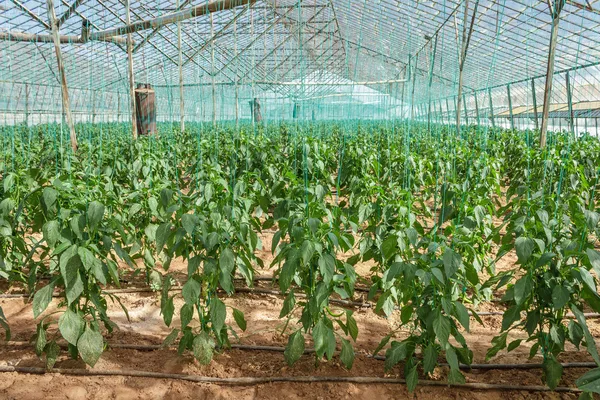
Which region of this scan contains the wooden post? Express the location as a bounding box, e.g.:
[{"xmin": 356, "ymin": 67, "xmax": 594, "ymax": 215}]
[
  {"xmin": 455, "ymin": 0, "xmax": 479, "ymax": 136},
  {"xmin": 488, "ymin": 88, "xmax": 495, "ymax": 128},
  {"xmin": 47, "ymin": 0, "xmax": 77, "ymax": 152},
  {"xmin": 177, "ymin": 0, "xmax": 185, "ymax": 133},
  {"xmin": 539, "ymin": 2, "xmax": 564, "ymax": 147},
  {"xmin": 507, "ymin": 84, "xmax": 515, "ymax": 131},
  {"xmin": 566, "ymin": 71, "xmax": 574, "ymax": 134},
  {"xmin": 125, "ymin": 0, "xmax": 137, "ymax": 139}
]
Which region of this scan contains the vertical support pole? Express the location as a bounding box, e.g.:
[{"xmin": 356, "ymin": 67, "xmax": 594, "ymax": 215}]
[
  {"xmin": 566, "ymin": 71, "xmax": 574, "ymax": 134},
  {"xmin": 539, "ymin": 5, "xmax": 563, "ymax": 147},
  {"xmin": 455, "ymin": 0, "xmax": 479, "ymax": 136},
  {"xmin": 117, "ymin": 92, "xmax": 120, "ymax": 123},
  {"xmin": 446, "ymin": 98, "xmax": 451, "ymax": 126},
  {"xmin": 177, "ymin": 0, "xmax": 185, "ymax": 133},
  {"xmin": 474, "ymin": 90, "xmax": 480, "ymax": 126},
  {"xmin": 507, "ymin": 84, "xmax": 515, "ymax": 130},
  {"xmin": 92, "ymin": 91, "xmax": 96, "ymax": 124},
  {"xmin": 47, "ymin": 0, "xmax": 77, "ymax": 151},
  {"xmin": 488, "ymin": 88, "xmax": 495, "ymax": 128},
  {"xmin": 531, "ymin": 78, "xmax": 539, "ymax": 131},
  {"xmin": 125, "ymin": 0, "xmax": 137, "ymax": 139},
  {"xmin": 427, "ymin": 35, "xmax": 439, "ymax": 132},
  {"xmin": 410, "ymin": 54, "xmax": 418, "ymax": 122},
  {"xmin": 210, "ymin": 12, "xmax": 216, "ymax": 128},
  {"xmin": 463, "ymin": 93, "xmax": 469, "ymax": 125},
  {"xmin": 24, "ymin": 83, "xmax": 29, "ymax": 126},
  {"xmin": 234, "ymin": 7, "xmax": 239, "ymax": 128}
]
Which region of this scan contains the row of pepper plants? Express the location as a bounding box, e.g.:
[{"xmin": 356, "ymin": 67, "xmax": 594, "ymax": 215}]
[{"xmin": 1, "ymin": 120, "xmax": 600, "ymax": 396}]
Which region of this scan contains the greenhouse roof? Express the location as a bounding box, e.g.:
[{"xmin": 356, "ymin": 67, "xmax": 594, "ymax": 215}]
[{"xmin": 1, "ymin": 0, "xmax": 600, "ymax": 105}]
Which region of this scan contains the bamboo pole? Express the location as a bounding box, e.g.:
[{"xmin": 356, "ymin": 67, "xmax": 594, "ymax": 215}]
[
  {"xmin": 47, "ymin": 0, "xmax": 77, "ymax": 152},
  {"xmin": 0, "ymin": 30, "xmax": 127, "ymax": 45},
  {"xmin": 455, "ymin": 0, "xmax": 479, "ymax": 136},
  {"xmin": 177, "ymin": 0, "xmax": 185, "ymax": 133},
  {"xmin": 566, "ymin": 71, "xmax": 574, "ymax": 134},
  {"xmin": 539, "ymin": 3, "xmax": 563, "ymax": 147},
  {"xmin": 125, "ymin": 0, "xmax": 138, "ymax": 139}
]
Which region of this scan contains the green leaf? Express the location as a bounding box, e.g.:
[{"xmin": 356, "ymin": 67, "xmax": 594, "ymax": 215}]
[
  {"xmin": 501, "ymin": 305, "xmax": 521, "ymax": 331},
  {"xmin": 41, "ymin": 187, "xmax": 58, "ymax": 211},
  {"xmin": 192, "ymin": 331, "xmax": 215, "ymax": 365},
  {"xmin": 33, "ymin": 282, "xmax": 55, "ymax": 319},
  {"xmin": 78, "ymin": 247, "xmax": 106, "ymax": 285},
  {"xmin": 161, "ymin": 296, "xmax": 174, "ymax": 327},
  {"xmin": 181, "ymin": 214, "xmax": 198, "ymax": 236},
  {"xmin": 514, "ymin": 275, "xmax": 533, "ymax": 305},
  {"xmin": 384, "ymin": 341, "xmax": 407, "ymax": 371},
  {"xmin": 579, "ymin": 268, "xmax": 597, "ymax": 292},
  {"xmin": 59, "ymin": 245, "xmax": 83, "ymax": 306},
  {"xmin": 35, "ymin": 323, "xmax": 47, "ymax": 356},
  {"xmin": 300, "ymin": 240, "xmax": 315, "ymax": 266},
  {"xmin": 552, "ymin": 285, "xmax": 570, "ymax": 310},
  {"xmin": 279, "ymin": 291, "xmax": 296, "ymax": 318},
  {"xmin": 515, "ymin": 237, "xmax": 534, "ymax": 264},
  {"xmin": 453, "ymin": 301, "xmax": 470, "ymax": 332},
  {"xmin": 182, "ymin": 278, "xmax": 201, "ymax": 305},
  {"xmin": 423, "ymin": 344, "xmax": 438, "ymax": 374},
  {"xmin": 180, "ymin": 304, "xmax": 193, "ymax": 329},
  {"xmin": 155, "ymin": 223, "xmax": 172, "ymax": 254},
  {"xmin": 219, "ymin": 247, "xmax": 235, "ymax": 294},
  {"xmin": 381, "ymin": 234, "xmax": 397, "ymax": 261},
  {"xmin": 433, "ymin": 314, "xmax": 450, "ymax": 348},
  {"xmin": 507, "ymin": 339, "xmax": 522, "ymax": 352},
  {"xmin": 233, "ymin": 308, "xmax": 246, "ymax": 331},
  {"xmin": 42, "ymin": 220, "xmax": 60, "ymax": 248},
  {"xmin": 279, "ymin": 252, "xmax": 298, "ymax": 292},
  {"xmin": 44, "ymin": 341, "xmax": 60, "ymax": 370},
  {"xmin": 576, "ymin": 368, "xmax": 600, "ymax": 394},
  {"xmin": 543, "ymin": 355, "xmax": 563, "ymax": 390},
  {"xmin": 406, "ymin": 364, "xmax": 418, "ymax": 392},
  {"xmin": 284, "ymin": 330, "xmax": 305, "ymax": 366},
  {"xmin": 340, "ymin": 338, "xmax": 355, "ymax": 369},
  {"xmin": 210, "ymin": 298, "xmax": 227, "ymax": 334},
  {"xmin": 58, "ymin": 308, "xmax": 84, "ymax": 345},
  {"xmin": 443, "ymin": 248, "xmax": 461, "ymax": 278},
  {"xmin": 312, "ymin": 319, "xmax": 330, "ymax": 358},
  {"xmin": 571, "ymin": 305, "xmax": 600, "ymax": 365},
  {"xmin": 586, "ymin": 249, "xmax": 600, "ymax": 278},
  {"xmin": 86, "ymin": 201, "xmax": 105, "ymax": 231},
  {"xmin": 318, "ymin": 253, "xmax": 335, "ymax": 284},
  {"xmin": 346, "ymin": 311, "xmax": 358, "ymax": 341},
  {"xmin": 77, "ymin": 324, "xmax": 104, "ymax": 367}
]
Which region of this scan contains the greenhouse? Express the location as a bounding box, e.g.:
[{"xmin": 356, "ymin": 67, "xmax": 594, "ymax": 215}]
[{"xmin": 1, "ymin": 0, "xmax": 600, "ymax": 398}]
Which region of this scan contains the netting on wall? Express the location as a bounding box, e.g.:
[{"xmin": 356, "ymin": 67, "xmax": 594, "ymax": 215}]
[{"xmin": 1, "ymin": 0, "xmax": 600, "ymax": 131}]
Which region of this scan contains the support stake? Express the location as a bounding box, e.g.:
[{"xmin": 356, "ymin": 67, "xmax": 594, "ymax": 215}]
[
  {"xmin": 539, "ymin": 1, "xmax": 564, "ymax": 147},
  {"xmin": 507, "ymin": 84, "xmax": 515, "ymax": 130},
  {"xmin": 125, "ymin": 0, "xmax": 138, "ymax": 139},
  {"xmin": 47, "ymin": 0, "xmax": 77, "ymax": 152}
]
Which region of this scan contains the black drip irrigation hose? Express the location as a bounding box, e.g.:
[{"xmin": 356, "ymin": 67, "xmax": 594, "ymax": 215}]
[
  {"xmin": 2, "ymin": 285, "xmax": 599, "ymax": 319},
  {"xmin": 0, "ymin": 365, "xmax": 583, "ymax": 393},
  {"xmin": 1, "ymin": 341, "xmax": 597, "ymax": 372}
]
